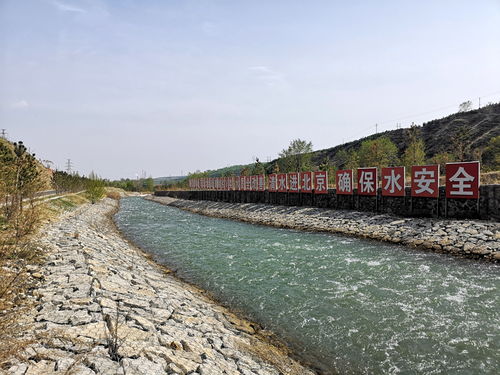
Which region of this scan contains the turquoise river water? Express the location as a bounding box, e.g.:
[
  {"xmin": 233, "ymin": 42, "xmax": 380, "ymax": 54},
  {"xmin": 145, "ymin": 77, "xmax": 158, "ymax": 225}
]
[{"xmin": 115, "ymin": 197, "xmax": 499, "ymax": 374}]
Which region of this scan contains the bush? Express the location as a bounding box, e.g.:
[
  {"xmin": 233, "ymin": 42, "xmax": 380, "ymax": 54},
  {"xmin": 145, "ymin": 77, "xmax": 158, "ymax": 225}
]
[{"xmin": 86, "ymin": 173, "xmax": 105, "ymax": 204}]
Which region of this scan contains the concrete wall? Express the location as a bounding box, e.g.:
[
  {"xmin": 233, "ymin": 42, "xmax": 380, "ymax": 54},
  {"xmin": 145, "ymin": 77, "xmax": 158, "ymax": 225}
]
[{"xmin": 155, "ymin": 185, "xmax": 500, "ymax": 221}]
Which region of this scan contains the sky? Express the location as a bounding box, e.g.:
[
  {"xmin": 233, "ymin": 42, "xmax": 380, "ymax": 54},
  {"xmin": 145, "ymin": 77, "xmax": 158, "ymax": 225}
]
[{"xmin": 1, "ymin": 0, "xmax": 499, "ymax": 180}]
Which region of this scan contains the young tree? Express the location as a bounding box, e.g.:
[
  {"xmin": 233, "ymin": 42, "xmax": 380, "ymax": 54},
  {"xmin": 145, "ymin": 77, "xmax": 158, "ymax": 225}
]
[
  {"xmin": 251, "ymin": 158, "xmax": 265, "ymax": 175},
  {"xmin": 319, "ymin": 157, "xmax": 337, "ymax": 186},
  {"xmin": 278, "ymin": 139, "xmax": 313, "ymax": 172},
  {"xmin": 358, "ymin": 136, "xmax": 398, "ymax": 169},
  {"xmin": 452, "ymin": 126, "xmax": 471, "ymax": 161},
  {"xmin": 0, "ymin": 140, "xmax": 50, "ymax": 238},
  {"xmin": 86, "ymin": 172, "xmax": 105, "ymax": 204},
  {"xmin": 402, "ymin": 125, "xmax": 426, "ymax": 168},
  {"xmin": 334, "ymin": 149, "xmax": 359, "ymax": 170},
  {"xmin": 482, "ymin": 135, "xmax": 500, "ymax": 171},
  {"xmin": 458, "ymin": 100, "xmax": 473, "ymax": 112},
  {"xmin": 431, "ymin": 152, "xmax": 454, "ymax": 174}
]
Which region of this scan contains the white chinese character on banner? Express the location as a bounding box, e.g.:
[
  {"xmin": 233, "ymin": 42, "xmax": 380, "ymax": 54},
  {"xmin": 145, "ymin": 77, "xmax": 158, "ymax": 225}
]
[
  {"xmin": 338, "ymin": 172, "xmax": 351, "ymax": 192},
  {"xmin": 278, "ymin": 175, "xmax": 287, "ymax": 190},
  {"xmin": 316, "ymin": 173, "xmax": 326, "ymax": 191},
  {"xmin": 414, "ymin": 169, "xmax": 435, "ymax": 194},
  {"xmin": 360, "ymin": 171, "xmax": 375, "ymax": 193},
  {"xmin": 384, "ymin": 169, "xmax": 402, "ymax": 193},
  {"xmin": 289, "ymin": 174, "xmax": 298, "ymax": 190},
  {"xmin": 258, "ymin": 175, "xmax": 265, "ymax": 190},
  {"xmin": 269, "ymin": 175, "xmax": 276, "ymax": 190},
  {"xmin": 449, "ymin": 167, "xmax": 474, "ymax": 195},
  {"xmin": 302, "ymin": 173, "xmax": 312, "ymax": 190}
]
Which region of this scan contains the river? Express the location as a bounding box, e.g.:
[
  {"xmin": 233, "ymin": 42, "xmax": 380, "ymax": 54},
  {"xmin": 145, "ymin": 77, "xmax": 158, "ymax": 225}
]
[{"xmin": 115, "ymin": 197, "xmax": 499, "ymax": 374}]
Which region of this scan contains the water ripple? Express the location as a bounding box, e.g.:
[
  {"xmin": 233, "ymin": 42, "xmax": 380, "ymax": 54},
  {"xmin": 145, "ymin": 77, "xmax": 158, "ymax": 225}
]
[{"xmin": 116, "ymin": 197, "xmax": 500, "ymax": 374}]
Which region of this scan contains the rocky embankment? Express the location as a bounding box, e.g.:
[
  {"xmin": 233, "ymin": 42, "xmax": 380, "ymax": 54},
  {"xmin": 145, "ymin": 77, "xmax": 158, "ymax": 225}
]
[
  {"xmin": 5, "ymin": 198, "xmax": 314, "ymax": 375},
  {"xmin": 148, "ymin": 196, "xmax": 500, "ymax": 262}
]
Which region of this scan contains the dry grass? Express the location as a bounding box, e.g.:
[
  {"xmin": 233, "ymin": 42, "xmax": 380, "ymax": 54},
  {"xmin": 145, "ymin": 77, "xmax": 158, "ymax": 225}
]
[
  {"xmin": 0, "ymin": 193, "xmax": 90, "ymax": 370},
  {"xmin": 481, "ymin": 170, "xmax": 500, "ymax": 185},
  {"xmin": 106, "ymin": 191, "xmax": 122, "ymax": 200}
]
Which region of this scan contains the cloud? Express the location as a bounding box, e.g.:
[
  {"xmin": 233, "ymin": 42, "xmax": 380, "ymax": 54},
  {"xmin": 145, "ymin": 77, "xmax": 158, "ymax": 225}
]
[
  {"xmin": 10, "ymin": 100, "xmax": 29, "ymax": 109},
  {"xmin": 51, "ymin": 1, "xmax": 87, "ymax": 13}
]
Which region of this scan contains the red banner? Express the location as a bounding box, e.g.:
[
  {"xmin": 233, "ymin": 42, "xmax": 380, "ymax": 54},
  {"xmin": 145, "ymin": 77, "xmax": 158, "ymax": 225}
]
[
  {"xmin": 268, "ymin": 174, "xmax": 277, "ymax": 192},
  {"xmin": 314, "ymin": 171, "xmax": 328, "ymax": 194},
  {"xmin": 300, "ymin": 171, "xmax": 313, "ymax": 193},
  {"xmin": 357, "ymin": 167, "xmax": 377, "ymax": 196},
  {"xmin": 411, "ymin": 165, "xmax": 439, "ymax": 198},
  {"xmin": 288, "ymin": 172, "xmax": 299, "ymax": 193},
  {"xmin": 251, "ymin": 175, "xmax": 257, "ymax": 191},
  {"xmin": 445, "ymin": 161, "xmax": 480, "ymax": 199},
  {"xmin": 382, "ymin": 167, "xmax": 405, "ymax": 196},
  {"xmin": 246, "ymin": 176, "xmax": 252, "ymax": 191},
  {"xmin": 336, "ymin": 169, "xmax": 353, "ymax": 195},
  {"xmin": 258, "ymin": 174, "xmax": 266, "ymax": 191},
  {"xmin": 277, "ymin": 174, "xmax": 288, "ymax": 192}
]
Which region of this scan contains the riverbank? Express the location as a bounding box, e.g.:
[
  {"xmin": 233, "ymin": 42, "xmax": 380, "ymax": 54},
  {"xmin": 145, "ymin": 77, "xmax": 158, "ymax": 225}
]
[
  {"xmin": 4, "ymin": 198, "xmax": 314, "ymax": 375},
  {"xmin": 147, "ymin": 196, "xmax": 500, "ymax": 262}
]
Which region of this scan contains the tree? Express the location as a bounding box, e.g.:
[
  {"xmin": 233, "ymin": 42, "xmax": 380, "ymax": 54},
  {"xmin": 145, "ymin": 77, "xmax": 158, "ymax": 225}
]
[
  {"xmin": 319, "ymin": 157, "xmax": 337, "ymax": 186},
  {"xmin": 278, "ymin": 139, "xmax": 313, "ymax": 172},
  {"xmin": 251, "ymin": 158, "xmax": 265, "ymax": 175},
  {"xmin": 402, "ymin": 125, "xmax": 426, "ymax": 168},
  {"xmin": 452, "ymin": 126, "xmax": 471, "ymax": 161},
  {"xmin": 358, "ymin": 136, "xmax": 399, "ymax": 169},
  {"xmin": 482, "ymin": 135, "xmax": 500, "ymax": 171},
  {"xmin": 430, "ymin": 152, "xmax": 454, "ymax": 174},
  {"xmin": 458, "ymin": 100, "xmax": 473, "ymax": 112},
  {"xmin": 0, "ymin": 139, "xmax": 50, "ymax": 238},
  {"xmin": 334, "ymin": 149, "xmax": 359, "ymax": 170},
  {"xmin": 86, "ymin": 172, "xmax": 105, "ymax": 204}
]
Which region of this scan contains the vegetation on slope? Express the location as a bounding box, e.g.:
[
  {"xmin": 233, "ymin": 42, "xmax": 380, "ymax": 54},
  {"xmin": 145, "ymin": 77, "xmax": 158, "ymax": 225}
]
[{"xmin": 165, "ymin": 103, "xmax": 500, "ymax": 189}]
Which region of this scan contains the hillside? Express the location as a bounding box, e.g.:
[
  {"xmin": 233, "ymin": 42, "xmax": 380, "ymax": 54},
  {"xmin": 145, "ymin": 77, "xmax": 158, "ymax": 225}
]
[
  {"xmin": 189, "ymin": 103, "xmax": 499, "ymax": 179},
  {"xmin": 312, "ymin": 102, "xmax": 500, "ymax": 167}
]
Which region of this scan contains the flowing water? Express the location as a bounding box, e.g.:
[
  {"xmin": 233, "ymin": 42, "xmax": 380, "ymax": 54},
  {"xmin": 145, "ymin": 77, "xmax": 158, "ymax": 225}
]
[{"xmin": 115, "ymin": 197, "xmax": 500, "ymax": 374}]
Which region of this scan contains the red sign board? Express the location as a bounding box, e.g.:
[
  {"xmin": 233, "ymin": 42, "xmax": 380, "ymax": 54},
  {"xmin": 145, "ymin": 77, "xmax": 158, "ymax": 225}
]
[
  {"xmin": 314, "ymin": 171, "xmax": 328, "ymax": 194},
  {"xmin": 411, "ymin": 165, "xmax": 439, "ymax": 198},
  {"xmin": 300, "ymin": 171, "xmax": 313, "ymax": 193},
  {"xmin": 240, "ymin": 176, "xmax": 246, "ymax": 191},
  {"xmin": 277, "ymin": 174, "xmax": 288, "ymax": 192},
  {"xmin": 336, "ymin": 169, "xmax": 353, "ymax": 195},
  {"xmin": 288, "ymin": 172, "xmax": 299, "ymax": 193},
  {"xmin": 269, "ymin": 174, "xmax": 277, "ymax": 192},
  {"xmin": 382, "ymin": 167, "xmax": 405, "ymax": 196},
  {"xmin": 357, "ymin": 167, "xmax": 378, "ymax": 196},
  {"xmin": 251, "ymin": 175, "xmax": 258, "ymax": 191},
  {"xmin": 258, "ymin": 175, "xmax": 266, "ymax": 191},
  {"xmin": 445, "ymin": 161, "xmax": 480, "ymax": 199}
]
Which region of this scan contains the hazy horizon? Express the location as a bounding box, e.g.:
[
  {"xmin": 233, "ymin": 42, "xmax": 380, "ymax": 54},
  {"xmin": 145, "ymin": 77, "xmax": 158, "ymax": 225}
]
[{"xmin": 1, "ymin": 0, "xmax": 499, "ymax": 179}]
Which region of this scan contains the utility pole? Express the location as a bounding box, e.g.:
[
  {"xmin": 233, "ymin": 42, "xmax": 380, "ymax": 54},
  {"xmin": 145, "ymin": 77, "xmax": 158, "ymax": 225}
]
[
  {"xmin": 0, "ymin": 129, "xmax": 6, "ymax": 139},
  {"xmin": 479, "ymin": 97, "xmax": 481, "ymax": 109},
  {"xmin": 65, "ymin": 159, "xmax": 73, "ymax": 174},
  {"xmin": 375, "ymin": 123, "xmax": 378, "ymax": 134}
]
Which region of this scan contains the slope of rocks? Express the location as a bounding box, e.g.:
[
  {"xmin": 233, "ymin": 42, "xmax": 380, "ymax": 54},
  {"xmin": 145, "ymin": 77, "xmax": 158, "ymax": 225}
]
[{"xmin": 4, "ymin": 198, "xmax": 313, "ymax": 375}]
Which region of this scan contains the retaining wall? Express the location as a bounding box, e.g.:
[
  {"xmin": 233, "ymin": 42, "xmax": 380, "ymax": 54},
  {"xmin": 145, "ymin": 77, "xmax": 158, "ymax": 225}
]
[{"xmin": 155, "ymin": 185, "xmax": 500, "ymax": 221}]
